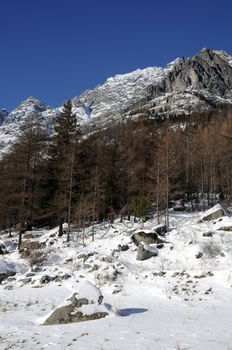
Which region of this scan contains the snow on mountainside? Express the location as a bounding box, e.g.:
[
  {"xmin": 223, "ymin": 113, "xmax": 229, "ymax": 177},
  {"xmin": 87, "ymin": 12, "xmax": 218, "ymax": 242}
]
[
  {"xmin": 1, "ymin": 48, "xmax": 232, "ymax": 155},
  {"xmin": 0, "ymin": 97, "xmax": 59, "ymax": 155},
  {"xmin": 0, "ymin": 108, "xmax": 8, "ymax": 125},
  {"xmin": 72, "ymin": 61, "xmax": 178, "ymax": 125}
]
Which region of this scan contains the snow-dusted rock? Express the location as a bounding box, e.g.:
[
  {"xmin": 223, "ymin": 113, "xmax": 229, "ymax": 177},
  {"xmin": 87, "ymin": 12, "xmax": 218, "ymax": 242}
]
[
  {"xmin": 152, "ymin": 223, "xmax": 167, "ymax": 236},
  {"xmin": 132, "ymin": 230, "xmax": 163, "ymax": 246},
  {"xmin": 42, "ymin": 281, "xmax": 109, "ymax": 325},
  {"xmin": 0, "ymin": 243, "xmax": 7, "ymax": 255},
  {"xmin": 200, "ymin": 204, "xmax": 225, "ymax": 222},
  {"xmin": 0, "ymin": 259, "xmax": 26, "ymax": 283},
  {"xmin": 136, "ymin": 242, "xmax": 159, "ymax": 261}
]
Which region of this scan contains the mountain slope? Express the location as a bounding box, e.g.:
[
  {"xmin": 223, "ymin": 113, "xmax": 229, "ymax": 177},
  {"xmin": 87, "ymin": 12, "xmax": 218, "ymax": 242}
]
[{"xmin": 1, "ymin": 48, "xmax": 232, "ymax": 155}]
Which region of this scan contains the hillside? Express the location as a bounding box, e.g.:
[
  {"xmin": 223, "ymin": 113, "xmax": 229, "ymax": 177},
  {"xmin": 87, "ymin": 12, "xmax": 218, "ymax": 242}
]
[
  {"xmin": 0, "ymin": 206, "xmax": 232, "ymax": 349},
  {"xmin": 1, "ymin": 48, "xmax": 232, "ymax": 156}
]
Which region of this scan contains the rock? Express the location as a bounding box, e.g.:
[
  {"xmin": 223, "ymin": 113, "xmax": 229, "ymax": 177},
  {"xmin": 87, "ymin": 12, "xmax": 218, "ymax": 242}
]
[
  {"xmin": 196, "ymin": 252, "xmax": 203, "ymax": 259},
  {"xmin": 136, "ymin": 242, "xmax": 159, "ymax": 261},
  {"xmin": 218, "ymin": 226, "xmax": 232, "ymax": 231},
  {"xmin": 25, "ymin": 272, "xmax": 36, "ymax": 277},
  {"xmin": 157, "ymin": 243, "xmax": 164, "ymax": 249},
  {"xmin": 20, "ymin": 240, "xmax": 46, "ymax": 258},
  {"xmin": 42, "ymin": 281, "xmax": 108, "ymax": 325},
  {"xmin": 0, "ymin": 243, "xmax": 7, "ymax": 255},
  {"xmin": 152, "ymin": 224, "xmax": 167, "ymax": 236},
  {"xmin": 118, "ymin": 244, "xmax": 129, "ymax": 251},
  {"xmin": 20, "ymin": 277, "xmax": 32, "ymax": 284},
  {"xmin": 40, "ymin": 275, "xmax": 52, "ymax": 284},
  {"xmin": 203, "ymin": 231, "xmax": 214, "ymax": 237},
  {"xmin": 200, "ymin": 204, "xmax": 225, "ymax": 222},
  {"xmin": 131, "ymin": 230, "xmax": 164, "ymax": 246},
  {"xmin": 0, "ymin": 271, "xmax": 16, "ymax": 284},
  {"xmin": 0, "ymin": 260, "xmax": 21, "ymax": 283}
]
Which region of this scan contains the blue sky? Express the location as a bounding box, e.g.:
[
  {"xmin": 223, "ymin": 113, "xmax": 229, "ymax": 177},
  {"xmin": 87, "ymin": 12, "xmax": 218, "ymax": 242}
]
[{"xmin": 1, "ymin": 0, "xmax": 232, "ymax": 110}]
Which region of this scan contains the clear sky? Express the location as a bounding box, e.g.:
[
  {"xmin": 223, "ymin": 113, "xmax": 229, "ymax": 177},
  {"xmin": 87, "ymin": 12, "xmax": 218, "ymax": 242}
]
[{"xmin": 1, "ymin": 0, "xmax": 232, "ymax": 111}]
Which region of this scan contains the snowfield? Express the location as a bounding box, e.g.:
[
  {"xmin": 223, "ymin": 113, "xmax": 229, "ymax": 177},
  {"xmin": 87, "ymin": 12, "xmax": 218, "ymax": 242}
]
[{"xmin": 1, "ymin": 208, "xmax": 232, "ymax": 349}]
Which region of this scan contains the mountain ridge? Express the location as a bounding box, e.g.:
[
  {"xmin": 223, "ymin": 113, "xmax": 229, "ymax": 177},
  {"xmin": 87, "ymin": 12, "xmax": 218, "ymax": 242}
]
[{"xmin": 1, "ymin": 48, "xmax": 232, "ymax": 155}]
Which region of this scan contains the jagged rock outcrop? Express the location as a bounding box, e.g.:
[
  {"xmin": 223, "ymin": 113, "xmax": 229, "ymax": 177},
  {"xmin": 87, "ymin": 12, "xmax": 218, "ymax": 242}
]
[{"xmin": 1, "ymin": 48, "xmax": 232, "ymax": 156}]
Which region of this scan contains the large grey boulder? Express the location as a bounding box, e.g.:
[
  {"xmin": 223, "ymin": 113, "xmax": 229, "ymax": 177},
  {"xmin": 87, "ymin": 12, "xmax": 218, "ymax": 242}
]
[
  {"xmin": 136, "ymin": 242, "xmax": 159, "ymax": 261},
  {"xmin": 152, "ymin": 223, "xmax": 167, "ymax": 236},
  {"xmin": 200, "ymin": 204, "xmax": 225, "ymax": 222},
  {"xmin": 132, "ymin": 230, "xmax": 163, "ymax": 246},
  {"xmin": 43, "ymin": 281, "xmax": 108, "ymax": 325}
]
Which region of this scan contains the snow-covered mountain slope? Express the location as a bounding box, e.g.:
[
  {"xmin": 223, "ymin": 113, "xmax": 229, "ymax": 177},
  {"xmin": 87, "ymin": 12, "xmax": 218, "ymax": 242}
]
[
  {"xmin": 1, "ymin": 207, "xmax": 232, "ymax": 349},
  {"xmin": 0, "ymin": 108, "xmax": 8, "ymax": 125},
  {"xmin": 0, "ymin": 97, "xmax": 59, "ymax": 155},
  {"xmin": 1, "ymin": 48, "xmax": 232, "ymax": 156}
]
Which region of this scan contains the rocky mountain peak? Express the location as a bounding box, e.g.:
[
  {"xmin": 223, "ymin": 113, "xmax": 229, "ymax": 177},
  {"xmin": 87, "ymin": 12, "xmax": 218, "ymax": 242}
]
[
  {"xmin": 14, "ymin": 96, "xmax": 49, "ymax": 113},
  {"xmin": 0, "ymin": 108, "xmax": 9, "ymax": 125},
  {"xmin": 1, "ymin": 48, "xmax": 232, "ymax": 156}
]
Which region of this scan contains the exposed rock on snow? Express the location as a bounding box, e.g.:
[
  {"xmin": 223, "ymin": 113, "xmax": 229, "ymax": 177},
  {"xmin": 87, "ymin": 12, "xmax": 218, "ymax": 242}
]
[
  {"xmin": 218, "ymin": 225, "xmax": 232, "ymax": 231},
  {"xmin": 0, "ymin": 243, "xmax": 7, "ymax": 255},
  {"xmin": 0, "ymin": 259, "xmax": 26, "ymax": 283},
  {"xmin": 200, "ymin": 204, "xmax": 225, "ymax": 222},
  {"xmin": 152, "ymin": 223, "xmax": 167, "ymax": 236},
  {"xmin": 43, "ymin": 281, "xmax": 109, "ymax": 325},
  {"xmin": 202, "ymin": 231, "xmax": 214, "ymax": 237},
  {"xmin": 136, "ymin": 242, "xmax": 159, "ymax": 261},
  {"xmin": 132, "ymin": 230, "xmax": 164, "ymax": 246}
]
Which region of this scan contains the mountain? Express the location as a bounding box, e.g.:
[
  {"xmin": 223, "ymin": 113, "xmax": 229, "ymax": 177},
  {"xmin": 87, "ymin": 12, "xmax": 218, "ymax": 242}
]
[
  {"xmin": 0, "ymin": 108, "xmax": 8, "ymax": 125},
  {"xmin": 0, "ymin": 97, "xmax": 60, "ymax": 155},
  {"xmin": 1, "ymin": 48, "xmax": 232, "ymax": 155}
]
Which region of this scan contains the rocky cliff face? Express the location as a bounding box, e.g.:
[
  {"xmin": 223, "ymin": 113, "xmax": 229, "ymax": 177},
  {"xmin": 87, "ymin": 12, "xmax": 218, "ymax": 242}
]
[
  {"xmin": 0, "ymin": 109, "xmax": 8, "ymax": 125},
  {"xmin": 1, "ymin": 48, "xmax": 232, "ymax": 155}
]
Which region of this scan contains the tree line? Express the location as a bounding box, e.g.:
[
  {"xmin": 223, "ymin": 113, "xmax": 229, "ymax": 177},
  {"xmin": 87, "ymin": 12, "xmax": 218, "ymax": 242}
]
[{"xmin": 1, "ymin": 101, "xmax": 232, "ymax": 240}]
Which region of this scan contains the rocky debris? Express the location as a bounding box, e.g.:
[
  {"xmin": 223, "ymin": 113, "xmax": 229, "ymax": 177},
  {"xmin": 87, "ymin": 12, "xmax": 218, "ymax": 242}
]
[
  {"xmin": 0, "ymin": 243, "xmax": 7, "ymax": 255},
  {"xmin": 195, "ymin": 252, "xmax": 203, "ymax": 259},
  {"xmin": 77, "ymin": 252, "xmax": 96, "ymax": 262},
  {"xmin": 118, "ymin": 244, "xmax": 129, "ymax": 251},
  {"xmin": 20, "ymin": 240, "xmax": 46, "ymax": 258},
  {"xmin": 43, "ymin": 281, "xmax": 108, "ymax": 325},
  {"xmin": 218, "ymin": 225, "xmax": 232, "ymax": 231},
  {"xmin": 131, "ymin": 230, "xmax": 164, "ymax": 246},
  {"xmin": 0, "ymin": 270, "xmax": 16, "ymax": 284},
  {"xmin": 40, "ymin": 275, "xmax": 53, "ymax": 284},
  {"xmin": 203, "ymin": 231, "xmax": 214, "ymax": 237},
  {"xmin": 152, "ymin": 224, "xmax": 167, "ymax": 236},
  {"xmin": 0, "ymin": 259, "xmax": 24, "ymax": 284},
  {"xmin": 136, "ymin": 242, "xmax": 159, "ymax": 261},
  {"xmin": 200, "ymin": 204, "xmax": 225, "ymax": 222},
  {"xmin": 95, "ymin": 264, "xmax": 118, "ymax": 285},
  {"xmin": 19, "ymin": 277, "xmax": 32, "ymax": 285}
]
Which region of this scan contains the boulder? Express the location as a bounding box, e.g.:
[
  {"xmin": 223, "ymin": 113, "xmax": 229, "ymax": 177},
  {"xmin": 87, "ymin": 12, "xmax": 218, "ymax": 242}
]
[
  {"xmin": 200, "ymin": 204, "xmax": 225, "ymax": 222},
  {"xmin": 218, "ymin": 226, "xmax": 232, "ymax": 231},
  {"xmin": 0, "ymin": 243, "xmax": 7, "ymax": 255},
  {"xmin": 118, "ymin": 244, "xmax": 129, "ymax": 251},
  {"xmin": 0, "ymin": 270, "xmax": 16, "ymax": 284},
  {"xmin": 152, "ymin": 223, "xmax": 167, "ymax": 236},
  {"xmin": 136, "ymin": 242, "xmax": 159, "ymax": 261},
  {"xmin": 203, "ymin": 231, "xmax": 214, "ymax": 237},
  {"xmin": 42, "ymin": 281, "xmax": 108, "ymax": 325},
  {"xmin": 131, "ymin": 230, "xmax": 164, "ymax": 246},
  {"xmin": 0, "ymin": 259, "xmax": 23, "ymax": 284}
]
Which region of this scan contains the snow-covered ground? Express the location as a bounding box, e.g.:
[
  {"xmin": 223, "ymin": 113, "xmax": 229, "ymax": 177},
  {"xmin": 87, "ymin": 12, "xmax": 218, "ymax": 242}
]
[{"xmin": 1, "ymin": 208, "xmax": 232, "ymax": 349}]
